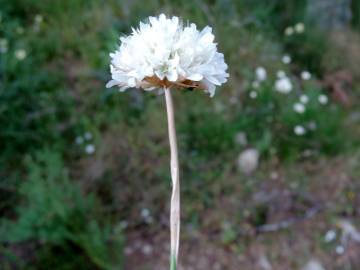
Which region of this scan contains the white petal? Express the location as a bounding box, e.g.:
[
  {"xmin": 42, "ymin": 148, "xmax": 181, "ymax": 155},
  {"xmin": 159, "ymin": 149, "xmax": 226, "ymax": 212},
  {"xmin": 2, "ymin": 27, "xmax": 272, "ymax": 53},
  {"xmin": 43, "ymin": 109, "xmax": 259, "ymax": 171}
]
[
  {"xmin": 187, "ymin": 73, "xmax": 203, "ymax": 81},
  {"xmin": 106, "ymin": 80, "xmax": 118, "ymax": 88}
]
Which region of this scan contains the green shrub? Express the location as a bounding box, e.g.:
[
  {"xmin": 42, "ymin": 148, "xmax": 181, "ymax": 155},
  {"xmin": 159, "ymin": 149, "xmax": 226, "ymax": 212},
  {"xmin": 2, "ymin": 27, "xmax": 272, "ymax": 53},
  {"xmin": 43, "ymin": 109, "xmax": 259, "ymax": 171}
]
[{"xmin": 0, "ymin": 150, "xmax": 123, "ymax": 270}]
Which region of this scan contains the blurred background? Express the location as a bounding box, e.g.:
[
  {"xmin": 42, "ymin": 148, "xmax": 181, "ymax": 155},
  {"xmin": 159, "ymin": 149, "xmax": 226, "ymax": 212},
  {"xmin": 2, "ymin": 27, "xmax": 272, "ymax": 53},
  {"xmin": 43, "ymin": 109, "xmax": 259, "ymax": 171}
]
[{"xmin": 1, "ymin": 0, "xmax": 360, "ymax": 269}]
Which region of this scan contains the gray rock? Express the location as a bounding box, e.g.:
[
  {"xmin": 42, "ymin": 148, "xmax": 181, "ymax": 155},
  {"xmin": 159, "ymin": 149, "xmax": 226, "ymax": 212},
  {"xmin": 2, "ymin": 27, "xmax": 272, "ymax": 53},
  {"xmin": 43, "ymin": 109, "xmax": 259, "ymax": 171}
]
[{"xmin": 306, "ymin": 0, "xmax": 352, "ymax": 30}]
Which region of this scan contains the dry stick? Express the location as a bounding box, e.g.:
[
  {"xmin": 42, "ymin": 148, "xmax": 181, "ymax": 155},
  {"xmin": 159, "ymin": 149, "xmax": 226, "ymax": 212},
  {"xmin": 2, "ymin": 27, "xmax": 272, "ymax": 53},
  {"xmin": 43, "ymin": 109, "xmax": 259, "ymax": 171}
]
[{"xmin": 164, "ymin": 88, "xmax": 180, "ymax": 270}]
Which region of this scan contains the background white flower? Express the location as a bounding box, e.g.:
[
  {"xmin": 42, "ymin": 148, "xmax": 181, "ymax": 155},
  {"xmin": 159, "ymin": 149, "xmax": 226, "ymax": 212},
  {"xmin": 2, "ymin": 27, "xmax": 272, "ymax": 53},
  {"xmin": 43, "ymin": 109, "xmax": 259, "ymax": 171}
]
[
  {"xmin": 335, "ymin": 245, "xmax": 345, "ymax": 255},
  {"xmin": 85, "ymin": 144, "xmax": 95, "ymax": 154},
  {"xmin": 15, "ymin": 49, "xmax": 27, "ymax": 60},
  {"xmin": 282, "ymin": 55, "xmax": 291, "ymax": 64},
  {"xmin": 294, "ymin": 125, "xmax": 306, "ymax": 136},
  {"xmin": 318, "ymin": 94, "xmax": 328, "ymax": 105},
  {"xmin": 300, "ymin": 94, "xmax": 309, "ymax": 104},
  {"xmin": 301, "ymin": 71, "xmax": 311, "ymax": 80},
  {"xmin": 277, "ymin": 70, "xmax": 286, "ymax": 78},
  {"xmin": 106, "ymin": 14, "xmax": 229, "ymax": 97},
  {"xmin": 255, "ymin": 66, "xmax": 267, "ymax": 81},
  {"xmin": 284, "ymin": 26, "xmax": 294, "ymax": 36},
  {"xmin": 324, "ymin": 230, "xmax": 337, "ymax": 243},
  {"xmin": 293, "ymin": 103, "xmax": 306, "ymax": 114},
  {"xmin": 249, "ymin": 91, "xmax": 257, "ymax": 99},
  {"xmin": 275, "ymin": 76, "xmax": 292, "ymax": 94},
  {"xmin": 295, "ymin": 22, "xmax": 305, "ymax": 33}
]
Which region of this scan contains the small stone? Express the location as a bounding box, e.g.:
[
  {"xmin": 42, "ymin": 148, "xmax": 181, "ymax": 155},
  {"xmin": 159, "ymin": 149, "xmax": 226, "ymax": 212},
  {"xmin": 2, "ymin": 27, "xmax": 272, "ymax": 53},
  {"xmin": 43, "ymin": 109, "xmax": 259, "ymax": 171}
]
[
  {"xmin": 335, "ymin": 245, "xmax": 345, "ymax": 255},
  {"xmin": 237, "ymin": 148, "xmax": 259, "ymax": 174},
  {"xmin": 302, "ymin": 259, "xmax": 326, "ymax": 270}
]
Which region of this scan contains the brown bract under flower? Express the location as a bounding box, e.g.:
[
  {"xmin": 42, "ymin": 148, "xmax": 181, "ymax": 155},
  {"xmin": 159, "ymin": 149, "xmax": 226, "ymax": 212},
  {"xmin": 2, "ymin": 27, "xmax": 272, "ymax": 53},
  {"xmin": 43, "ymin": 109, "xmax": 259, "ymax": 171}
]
[{"xmin": 144, "ymin": 76, "xmax": 205, "ymax": 90}]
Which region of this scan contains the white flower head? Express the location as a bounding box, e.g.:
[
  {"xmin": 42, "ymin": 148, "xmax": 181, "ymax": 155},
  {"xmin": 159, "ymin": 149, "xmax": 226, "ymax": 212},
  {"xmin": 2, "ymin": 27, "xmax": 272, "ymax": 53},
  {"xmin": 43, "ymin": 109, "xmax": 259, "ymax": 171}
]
[
  {"xmin": 85, "ymin": 144, "xmax": 95, "ymax": 155},
  {"xmin": 284, "ymin": 26, "xmax": 294, "ymax": 36},
  {"xmin": 301, "ymin": 70, "xmax": 311, "ymax": 80},
  {"xmin": 277, "ymin": 70, "xmax": 286, "ymax": 78},
  {"xmin": 106, "ymin": 14, "xmax": 229, "ymax": 97},
  {"xmin": 15, "ymin": 49, "xmax": 27, "ymax": 60},
  {"xmin": 324, "ymin": 230, "xmax": 337, "ymax": 243},
  {"xmin": 335, "ymin": 245, "xmax": 345, "ymax": 255},
  {"xmin": 282, "ymin": 55, "xmax": 291, "ymax": 64},
  {"xmin": 295, "ymin": 22, "xmax": 305, "ymax": 33},
  {"xmin": 35, "ymin": 14, "xmax": 43, "ymax": 24},
  {"xmin": 293, "ymin": 102, "xmax": 306, "ymax": 114},
  {"xmin": 275, "ymin": 76, "xmax": 292, "ymax": 94},
  {"xmin": 294, "ymin": 125, "xmax": 306, "ymax": 136},
  {"xmin": 318, "ymin": 94, "xmax": 328, "ymax": 105},
  {"xmin": 249, "ymin": 91, "xmax": 257, "ymax": 99},
  {"xmin": 300, "ymin": 94, "xmax": 309, "ymax": 104},
  {"xmin": 255, "ymin": 66, "xmax": 267, "ymax": 81}
]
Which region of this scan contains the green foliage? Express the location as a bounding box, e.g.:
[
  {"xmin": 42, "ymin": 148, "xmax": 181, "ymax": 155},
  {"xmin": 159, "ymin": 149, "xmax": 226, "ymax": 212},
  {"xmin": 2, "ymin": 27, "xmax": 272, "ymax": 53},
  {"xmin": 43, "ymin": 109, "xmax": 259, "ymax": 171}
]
[
  {"xmin": 238, "ymin": 78, "xmax": 347, "ymax": 159},
  {"xmin": 0, "ymin": 150, "xmax": 123, "ymax": 270},
  {"xmin": 0, "ymin": 0, "xmax": 360, "ymax": 268}
]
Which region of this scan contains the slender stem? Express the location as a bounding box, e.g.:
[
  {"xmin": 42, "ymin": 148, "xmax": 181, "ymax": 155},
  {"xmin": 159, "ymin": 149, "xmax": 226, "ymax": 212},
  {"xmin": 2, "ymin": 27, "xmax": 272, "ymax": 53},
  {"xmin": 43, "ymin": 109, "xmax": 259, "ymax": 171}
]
[{"xmin": 164, "ymin": 88, "xmax": 180, "ymax": 270}]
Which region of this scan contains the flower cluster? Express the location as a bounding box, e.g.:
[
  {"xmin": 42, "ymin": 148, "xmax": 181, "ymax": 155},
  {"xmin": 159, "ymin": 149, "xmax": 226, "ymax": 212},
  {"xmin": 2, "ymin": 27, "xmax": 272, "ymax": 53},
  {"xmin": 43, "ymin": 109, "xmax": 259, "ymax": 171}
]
[{"xmin": 106, "ymin": 14, "xmax": 229, "ymax": 97}]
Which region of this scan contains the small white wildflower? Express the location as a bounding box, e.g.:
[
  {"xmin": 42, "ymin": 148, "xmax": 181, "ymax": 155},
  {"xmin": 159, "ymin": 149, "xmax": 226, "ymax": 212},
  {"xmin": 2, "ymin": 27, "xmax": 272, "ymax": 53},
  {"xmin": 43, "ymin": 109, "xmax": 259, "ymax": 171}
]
[
  {"xmin": 318, "ymin": 94, "xmax": 328, "ymax": 105},
  {"xmin": 75, "ymin": 136, "xmax": 84, "ymax": 145},
  {"xmin": 237, "ymin": 148, "xmax": 259, "ymax": 175},
  {"xmin": 284, "ymin": 26, "xmax": 294, "ymax": 36},
  {"xmin": 84, "ymin": 132, "xmax": 93, "ymax": 140},
  {"xmin": 14, "ymin": 49, "xmax": 27, "ymax": 60},
  {"xmin": 276, "ymin": 70, "xmax": 286, "ymax": 78},
  {"xmin": 249, "ymin": 91, "xmax": 258, "ymax": 99},
  {"xmin": 85, "ymin": 144, "xmax": 95, "ymax": 154},
  {"xmin": 0, "ymin": 38, "xmax": 8, "ymax": 53},
  {"xmin": 300, "ymin": 94, "xmax": 309, "ymax": 104},
  {"xmin": 293, "ymin": 102, "xmax": 306, "ymax": 114},
  {"xmin": 255, "ymin": 66, "xmax": 267, "ymax": 82},
  {"xmin": 303, "ymin": 260, "xmax": 326, "ymax": 270},
  {"xmin": 335, "ymin": 245, "xmax": 345, "ymax": 255},
  {"xmin": 294, "ymin": 125, "xmax": 306, "ymax": 136},
  {"xmin": 34, "ymin": 14, "xmax": 43, "ymax": 24},
  {"xmin": 275, "ymin": 77, "xmax": 292, "ymax": 94},
  {"xmin": 295, "ymin": 22, "xmax": 305, "ymax": 33},
  {"xmin": 301, "ymin": 71, "xmax": 311, "ymax": 80},
  {"xmin": 140, "ymin": 208, "xmax": 150, "ymax": 219},
  {"xmin": 106, "ymin": 14, "xmax": 229, "ymax": 97},
  {"xmin": 324, "ymin": 230, "xmax": 337, "ymax": 243},
  {"xmin": 282, "ymin": 55, "xmax": 291, "ymax": 64},
  {"xmin": 252, "ymin": 81, "xmax": 260, "ymax": 89}
]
